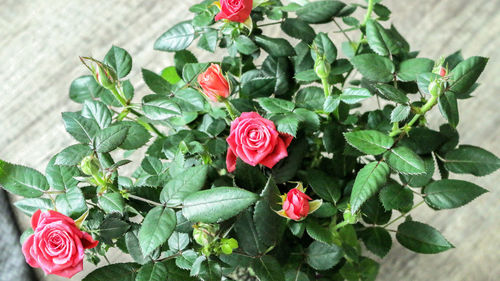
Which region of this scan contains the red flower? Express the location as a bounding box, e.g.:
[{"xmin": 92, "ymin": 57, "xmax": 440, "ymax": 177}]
[
  {"xmin": 215, "ymin": 0, "xmax": 253, "ymax": 23},
  {"xmin": 226, "ymin": 112, "xmax": 293, "ymax": 172},
  {"xmin": 22, "ymin": 210, "xmax": 98, "ymax": 278},
  {"xmin": 283, "ymin": 188, "xmax": 312, "ymax": 221},
  {"xmin": 197, "ymin": 64, "xmax": 230, "ymax": 102}
]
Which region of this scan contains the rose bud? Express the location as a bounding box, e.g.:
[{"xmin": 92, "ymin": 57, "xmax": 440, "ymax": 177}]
[
  {"xmin": 80, "ymin": 155, "xmax": 100, "ymax": 176},
  {"xmin": 439, "ymin": 67, "xmax": 447, "ymax": 77},
  {"xmin": 275, "ymin": 182, "xmax": 322, "ymax": 221},
  {"xmin": 22, "ymin": 210, "xmax": 98, "ymax": 278},
  {"xmin": 226, "ymin": 112, "xmax": 293, "ymax": 172},
  {"xmin": 197, "ymin": 64, "xmax": 230, "ymax": 102},
  {"xmin": 79, "ymin": 56, "xmax": 117, "ymax": 90},
  {"xmin": 215, "ymin": 0, "xmax": 253, "ymax": 23}
]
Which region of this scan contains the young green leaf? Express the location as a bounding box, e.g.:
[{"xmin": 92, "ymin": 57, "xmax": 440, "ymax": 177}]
[
  {"xmin": 350, "ymin": 161, "xmax": 390, "ymax": 214},
  {"xmin": 424, "ymin": 179, "xmax": 487, "ymax": 209},
  {"xmin": 344, "ymin": 130, "xmax": 394, "ymax": 155},
  {"xmin": 139, "ymin": 206, "xmax": 176, "ymax": 256},
  {"xmin": 396, "ymin": 221, "xmax": 454, "ymax": 254},
  {"xmin": 350, "ymin": 54, "xmax": 395, "ymax": 82},
  {"xmin": 385, "ymin": 146, "xmax": 426, "ymax": 175},
  {"xmin": 182, "ymin": 187, "xmax": 259, "ymax": 223},
  {"xmin": 94, "ymin": 125, "xmax": 129, "ymax": 153},
  {"xmin": 397, "ymin": 58, "xmax": 434, "ymax": 82},
  {"xmin": 104, "ymin": 45, "xmax": 133, "ymax": 78},
  {"xmin": 154, "ymin": 21, "xmax": 195, "ymax": 52},
  {"xmin": 305, "ymin": 241, "xmax": 343, "ymax": 271},
  {"xmin": 0, "ymin": 160, "xmax": 49, "ymax": 198},
  {"xmin": 443, "ymin": 145, "xmax": 500, "ymax": 176}
]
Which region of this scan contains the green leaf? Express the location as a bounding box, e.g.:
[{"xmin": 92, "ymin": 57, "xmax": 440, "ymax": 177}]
[
  {"xmin": 125, "ymin": 231, "xmax": 151, "ymax": 265},
  {"xmin": 361, "ymin": 196, "xmax": 391, "ymax": 225},
  {"xmin": 400, "ymin": 155, "xmax": 435, "ymax": 187},
  {"xmin": 168, "ymin": 232, "xmax": 189, "ymax": 251},
  {"xmin": 99, "ymin": 216, "xmax": 130, "ymax": 241},
  {"xmin": 365, "ymin": 19, "xmax": 400, "ymax": 56},
  {"xmin": 142, "ymin": 68, "xmax": 172, "ymax": 95},
  {"xmin": 305, "ymin": 241, "xmax": 343, "ymax": 271},
  {"xmin": 344, "ymin": 130, "xmax": 394, "ymax": 155},
  {"xmin": 296, "ymin": 0, "xmax": 346, "ymax": 24},
  {"xmin": 104, "ymin": 45, "xmax": 132, "ymax": 78},
  {"xmin": 375, "ymin": 84, "xmax": 409, "ymax": 103},
  {"xmin": 396, "ymin": 221, "xmax": 454, "ymax": 254},
  {"xmin": 55, "ymin": 144, "xmax": 92, "ymax": 166},
  {"xmin": 235, "ymin": 209, "xmax": 266, "ymax": 256},
  {"xmin": 284, "ymin": 269, "xmax": 310, "ymax": 281},
  {"xmin": 274, "ymin": 113, "xmax": 300, "ymax": 137},
  {"xmin": 119, "ymin": 121, "xmax": 152, "ymax": 150},
  {"xmin": 82, "ymin": 100, "xmax": 113, "ymax": 129},
  {"xmin": 323, "ymin": 95, "xmax": 340, "ymax": 113},
  {"xmin": 295, "ymin": 108, "xmax": 320, "ymax": 132},
  {"xmin": 361, "ymin": 227, "xmax": 392, "ymax": 258},
  {"xmin": 306, "ymin": 220, "xmax": 335, "ymax": 244},
  {"xmin": 172, "ymin": 88, "xmax": 205, "ymax": 112},
  {"xmin": 142, "ymin": 95, "xmax": 182, "ymax": 120},
  {"xmin": 397, "ymin": 58, "xmax": 434, "ymax": 81},
  {"xmin": 154, "ymin": 21, "xmax": 195, "ymax": 52},
  {"xmin": 94, "ymin": 125, "xmax": 129, "ymax": 153},
  {"xmin": 182, "ymin": 63, "xmax": 209, "ymax": 83},
  {"xmin": 424, "ymin": 179, "xmax": 487, "ymax": 209},
  {"xmin": 45, "ymin": 154, "xmax": 79, "ymax": 190},
  {"xmin": 340, "ymin": 87, "xmax": 372, "ymax": 104},
  {"xmin": 385, "ymin": 146, "xmax": 425, "ymax": 175},
  {"xmin": 139, "ymin": 206, "xmax": 176, "ymax": 256},
  {"xmin": 252, "ymin": 256, "xmax": 285, "ymax": 281},
  {"xmin": 99, "ymin": 192, "xmax": 125, "ymax": 215},
  {"xmin": 55, "ymin": 186, "xmax": 87, "ymax": 218},
  {"xmin": 0, "ymin": 160, "xmax": 49, "ymax": 197},
  {"xmin": 255, "ymin": 35, "xmax": 296, "ymax": 57},
  {"xmin": 136, "ymin": 262, "xmax": 167, "ymax": 281},
  {"xmin": 182, "ymin": 187, "xmax": 259, "ymax": 223},
  {"xmin": 235, "ymin": 35, "xmax": 259, "ymax": 55},
  {"xmin": 438, "ymin": 91, "xmax": 459, "ymax": 127},
  {"xmin": 307, "ymin": 170, "xmax": 341, "ymax": 203},
  {"xmin": 416, "ymin": 72, "xmax": 440, "ymax": 95},
  {"xmin": 350, "ymin": 161, "xmax": 390, "ymax": 214},
  {"xmin": 69, "ymin": 75, "xmax": 108, "ymax": 104},
  {"xmin": 82, "ymin": 263, "xmax": 141, "ymax": 281},
  {"xmin": 174, "ymin": 50, "xmax": 198, "ymax": 75},
  {"xmin": 141, "ymin": 156, "xmax": 163, "ymax": 176},
  {"xmin": 390, "ymin": 104, "xmax": 410, "ymax": 122},
  {"xmin": 197, "ymin": 28, "xmax": 218, "ymax": 53},
  {"xmin": 62, "ymin": 112, "xmax": 99, "ymax": 144},
  {"xmin": 295, "ymin": 87, "xmax": 325, "ymax": 111},
  {"xmin": 312, "ymin": 32, "xmax": 336, "ymax": 63},
  {"xmin": 234, "ymin": 161, "xmax": 267, "ymax": 191},
  {"xmin": 257, "ymin": 98, "xmax": 295, "ymax": 113},
  {"xmin": 443, "ymin": 145, "xmax": 500, "ymax": 176},
  {"xmin": 14, "ymin": 198, "xmax": 53, "ymax": 216},
  {"xmin": 253, "ymin": 178, "xmax": 285, "ymax": 247},
  {"xmin": 350, "ymin": 54, "xmax": 395, "ymax": 82},
  {"xmin": 161, "ymin": 66, "xmax": 182, "ymax": 84},
  {"xmin": 280, "ymin": 18, "xmax": 315, "ymax": 43},
  {"xmin": 448, "ymin": 56, "xmax": 488, "ymax": 96},
  {"xmin": 379, "ymin": 183, "xmax": 413, "ymax": 211},
  {"xmin": 160, "ymin": 165, "xmax": 208, "ymax": 206}
]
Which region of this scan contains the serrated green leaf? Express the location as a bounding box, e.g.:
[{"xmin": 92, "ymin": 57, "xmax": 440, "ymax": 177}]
[
  {"xmin": 311, "ymin": 32, "xmax": 336, "ymax": 63},
  {"xmin": 448, "ymin": 56, "xmax": 488, "ymax": 96},
  {"xmin": 119, "ymin": 121, "xmax": 151, "ymax": 150},
  {"xmin": 375, "ymin": 84, "xmax": 409, "ymax": 103},
  {"xmin": 139, "ymin": 206, "xmax": 176, "ymax": 256},
  {"xmin": 154, "ymin": 21, "xmax": 195, "ymax": 52},
  {"xmin": 99, "ymin": 216, "xmax": 130, "ymax": 241},
  {"xmin": 235, "ymin": 35, "xmax": 259, "ymax": 55},
  {"xmin": 396, "ymin": 221, "xmax": 454, "ymax": 254},
  {"xmin": 323, "ymin": 95, "xmax": 340, "ymax": 113},
  {"xmin": 197, "ymin": 28, "xmax": 218, "ymax": 53},
  {"xmin": 255, "ymin": 35, "xmax": 296, "ymax": 57},
  {"xmin": 397, "ymin": 58, "xmax": 434, "ymax": 81},
  {"xmin": 443, "ymin": 145, "xmax": 500, "ymax": 176},
  {"xmin": 142, "ymin": 95, "xmax": 182, "ymax": 120},
  {"xmin": 94, "ymin": 125, "xmax": 129, "ymax": 153},
  {"xmin": 45, "ymin": 154, "xmax": 79, "ymax": 190},
  {"xmin": 296, "ymin": 1, "xmax": 346, "ymax": 24},
  {"xmin": 305, "ymin": 241, "xmax": 343, "ymax": 271},
  {"xmin": 142, "ymin": 68, "xmax": 172, "ymax": 95},
  {"xmin": 361, "ymin": 227, "xmax": 392, "ymax": 258},
  {"xmin": 160, "ymin": 165, "xmax": 208, "ymax": 206},
  {"xmin": 55, "ymin": 186, "xmax": 87, "ymax": 218},
  {"xmin": 365, "ymin": 19, "xmax": 400, "ymax": 56},
  {"xmin": 305, "ymin": 220, "xmax": 335, "ymax": 244},
  {"xmin": 438, "ymin": 91, "xmax": 459, "ymax": 127},
  {"xmin": 424, "ymin": 179, "xmax": 487, "ymax": 209},
  {"xmin": 104, "ymin": 45, "xmax": 132, "ymax": 78},
  {"xmin": 340, "ymin": 87, "xmax": 372, "ymax": 104},
  {"xmin": 379, "ymin": 183, "xmax": 413, "ymax": 211},
  {"xmin": 62, "ymin": 112, "xmax": 100, "ymax": 144},
  {"xmin": 253, "ymin": 177, "xmax": 285, "ymax": 247},
  {"xmin": 235, "ymin": 209, "xmax": 266, "ymax": 256},
  {"xmin": 274, "ymin": 113, "xmax": 300, "ymax": 137},
  {"xmin": 257, "ymin": 98, "xmax": 295, "ymax": 113},
  {"xmin": 55, "ymin": 144, "xmax": 92, "ymax": 166},
  {"xmin": 0, "ymin": 160, "xmax": 49, "ymax": 198},
  {"xmin": 350, "ymin": 161, "xmax": 390, "ymax": 213},
  {"xmin": 136, "ymin": 262, "xmax": 167, "ymax": 281},
  {"xmin": 99, "ymin": 192, "xmax": 125, "ymax": 215},
  {"xmin": 350, "ymin": 54, "xmax": 395, "ymax": 82},
  {"xmin": 361, "ymin": 196, "xmax": 391, "ymax": 225},
  {"xmin": 14, "ymin": 198, "xmax": 53, "ymax": 216},
  {"xmin": 344, "ymin": 130, "xmax": 394, "ymax": 155},
  {"xmin": 168, "ymin": 232, "xmax": 190, "ymax": 251},
  {"xmin": 385, "ymin": 146, "xmax": 425, "ymax": 175},
  {"xmin": 125, "ymin": 231, "xmax": 151, "ymax": 265},
  {"xmin": 295, "ymin": 87, "xmax": 325, "ymax": 111},
  {"xmin": 307, "ymin": 169, "xmax": 341, "ymax": 203},
  {"xmin": 82, "ymin": 100, "xmax": 112, "ymax": 129},
  {"xmin": 252, "ymin": 256, "xmax": 285, "ymax": 281},
  {"xmin": 82, "ymin": 263, "xmax": 141, "ymax": 281},
  {"xmin": 390, "ymin": 104, "xmax": 410, "ymax": 122},
  {"xmin": 69, "ymin": 75, "xmax": 108, "ymax": 104},
  {"xmin": 182, "ymin": 187, "xmax": 259, "ymax": 223}
]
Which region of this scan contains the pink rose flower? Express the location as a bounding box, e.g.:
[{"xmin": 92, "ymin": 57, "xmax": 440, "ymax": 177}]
[
  {"xmin": 22, "ymin": 210, "xmax": 98, "ymax": 278},
  {"xmin": 226, "ymin": 112, "xmax": 293, "ymax": 172},
  {"xmin": 197, "ymin": 64, "xmax": 230, "ymax": 102},
  {"xmin": 215, "ymin": 0, "xmax": 253, "ymax": 23},
  {"xmin": 283, "ymin": 188, "xmax": 312, "ymax": 221}
]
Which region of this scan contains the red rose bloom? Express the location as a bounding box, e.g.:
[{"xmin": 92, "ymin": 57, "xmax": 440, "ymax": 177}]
[
  {"xmin": 226, "ymin": 112, "xmax": 293, "ymax": 172},
  {"xmin": 197, "ymin": 64, "xmax": 230, "ymax": 102},
  {"xmin": 22, "ymin": 210, "xmax": 98, "ymax": 278},
  {"xmin": 283, "ymin": 188, "xmax": 312, "ymax": 221},
  {"xmin": 215, "ymin": 0, "xmax": 253, "ymax": 23}
]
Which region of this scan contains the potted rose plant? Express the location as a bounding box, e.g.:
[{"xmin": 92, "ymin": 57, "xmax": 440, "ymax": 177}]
[{"xmin": 1, "ymin": 0, "xmax": 498, "ymax": 280}]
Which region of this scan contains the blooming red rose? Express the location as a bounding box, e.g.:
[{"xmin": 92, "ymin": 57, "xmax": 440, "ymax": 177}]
[
  {"xmin": 215, "ymin": 0, "xmax": 253, "ymax": 23},
  {"xmin": 197, "ymin": 64, "xmax": 230, "ymax": 102},
  {"xmin": 283, "ymin": 188, "xmax": 312, "ymax": 221},
  {"xmin": 226, "ymin": 112, "xmax": 293, "ymax": 172},
  {"xmin": 22, "ymin": 210, "xmax": 98, "ymax": 278}
]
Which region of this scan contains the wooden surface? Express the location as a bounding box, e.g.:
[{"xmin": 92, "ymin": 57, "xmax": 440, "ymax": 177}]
[{"xmin": 0, "ymin": 0, "xmax": 498, "ymax": 280}]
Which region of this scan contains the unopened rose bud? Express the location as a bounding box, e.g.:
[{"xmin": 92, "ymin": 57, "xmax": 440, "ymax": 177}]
[
  {"xmin": 314, "ymin": 57, "xmax": 331, "ymax": 80},
  {"xmin": 439, "ymin": 67, "xmax": 447, "ymax": 77},
  {"xmin": 193, "ymin": 223, "xmax": 218, "ymax": 246},
  {"xmin": 80, "ymin": 57, "xmax": 118, "ymax": 90},
  {"xmin": 428, "ymin": 79, "xmax": 444, "ymax": 97},
  {"xmin": 343, "ymin": 208, "xmax": 358, "ymax": 224},
  {"xmin": 283, "ymin": 188, "xmax": 312, "ymax": 221},
  {"xmin": 197, "ymin": 64, "xmax": 230, "ymax": 102},
  {"xmin": 80, "ymin": 155, "xmax": 100, "ymax": 176}
]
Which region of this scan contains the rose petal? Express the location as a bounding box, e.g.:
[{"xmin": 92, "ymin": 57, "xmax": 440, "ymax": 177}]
[{"xmin": 260, "ymin": 137, "xmax": 288, "ymax": 169}]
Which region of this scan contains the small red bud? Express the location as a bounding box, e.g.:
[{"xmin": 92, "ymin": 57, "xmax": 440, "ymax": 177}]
[{"xmin": 439, "ymin": 67, "xmax": 447, "ymax": 77}]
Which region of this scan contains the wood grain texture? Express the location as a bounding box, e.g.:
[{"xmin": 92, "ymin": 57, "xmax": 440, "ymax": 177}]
[{"xmin": 0, "ymin": 0, "xmax": 498, "ymax": 280}]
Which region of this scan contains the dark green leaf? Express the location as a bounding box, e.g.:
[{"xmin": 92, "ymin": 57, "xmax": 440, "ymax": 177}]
[
  {"xmin": 104, "ymin": 45, "xmax": 132, "ymax": 78},
  {"xmin": 83, "ymin": 263, "xmax": 140, "ymax": 281},
  {"xmin": 142, "ymin": 68, "xmax": 172, "ymax": 95},
  {"xmin": 234, "ymin": 161, "xmax": 267, "ymax": 191},
  {"xmin": 379, "ymin": 183, "xmax": 413, "ymax": 211},
  {"xmin": 142, "ymin": 95, "xmax": 181, "ymax": 120},
  {"xmin": 306, "ymin": 241, "xmax": 343, "ymax": 271},
  {"xmin": 448, "ymin": 56, "xmax": 488, "ymax": 96},
  {"xmin": 361, "ymin": 196, "xmax": 391, "ymax": 225},
  {"xmin": 197, "ymin": 28, "xmax": 218, "ymax": 53},
  {"xmin": 255, "ymin": 35, "xmax": 296, "ymax": 57},
  {"xmin": 312, "ymin": 32, "xmax": 336, "ymax": 63},
  {"xmin": 235, "ymin": 209, "xmax": 266, "ymax": 256},
  {"xmin": 361, "ymin": 227, "xmax": 392, "ymax": 258},
  {"xmin": 344, "ymin": 130, "xmax": 394, "ymax": 155},
  {"xmin": 95, "ymin": 125, "xmax": 129, "ymax": 153},
  {"xmin": 365, "ymin": 19, "xmax": 400, "ymax": 56},
  {"xmin": 240, "ymin": 70, "xmax": 276, "ymax": 98},
  {"xmin": 396, "ymin": 221, "xmax": 454, "ymax": 254},
  {"xmin": 323, "ymin": 95, "xmax": 340, "ymax": 113},
  {"xmin": 340, "ymin": 87, "xmax": 372, "ymax": 104},
  {"xmin": 400, "ymin": 155, "xmax": 435, "ymax": 187},
  {"xmin": 295, "ymin": 87, "xmax": 324, "ymax": 111},
  {"xmin": 443, "ymin": 145, "xmax": 500, "ymax": 176},
  {"xmin": 235, "ymin": 35, "xmax": 259, "ymax": 55},
  {"xmin": 306, "ymin": 220, "xmax": 335, "ymax": 244},
  {"xmin": 438, "ymin": 91, "xmax": 459, "ymax": 127},
  {"xmin": 154, "ymin": 21, "xmax": 195, "ymax": 52},
  {"xmin": 139, "ymin": 206, "xmax": 176, "ymax": 256},
  {"xmin": 350, "ymin": 54, "xmax": 395, "ymax": 82},
  {"xmin": 82, "ymin": 100, "xmax": 112, "ymax": 129},
  {"xmin": 62, "ymin": 112, "xmax": 99, "ymax": 144},
  {"xmin": 99, "ymin": 216, "xmax": 130, "ymax": 241},
  {"xmin": 160, "ymin": 165, "xmax": 208, "ymax": 206},
  {"xmin": 253, "ymin": 178, "xmax": 285, "ymax": 247},
  {"xmin": 252, "ymin": 256, "xmax": 285, "ymax": 281},
  {"xmin": 424, "ymin": 179, "xmax": 487, "ymax": 209},
  {"xmin": 296, "ymin": 1, "xmax": 346, "ymax": 24},
  {"xmin": 119, "ymin": 121, "xmax": 151, "ymax": 150},
  {"xmin": 390, "ymin": 104, "xmax": 410, "ymax": 122},
  {"xmin": 0, "ymin": 160, "xmax": 49, "ymax": 198},
  {"xmin": 99, "ymin": 192, "xmax": 125, "ymax": 215},
  {"xmin": 307, "ymin": 170, "xmax": 341, "ymax": 203},
  {"xmin": 125, "ymin": 231, "xmax": 151, "ymax": 265},
  {"xmin": 182, "ymin": 63, "xmax": 209, "ymax": 83},
  {"xmin": 45, "ymin": 154, "xmax": 79, "ymax": 190},
  {"xmin": 397, "ymin": 58, "xmax": 434, "ymax": 82},
  {"xmin": 280, "ymin": 18, "xmax": 315, "ymax": 43},
  {"xmin": 55, "ymin": 144, "xmax": 92, "ymax": 166},
  {"xmin": 350, "ymin": 161, "xmax": 390, "ymax": 213},
  {"xmin": 274, "ymin": 113, "xmax": 300, "ymax": 137},
  {"xmin": 69, "ymin": 75, "xmax": 108, "ymax": 104},
  {"xmin": 375, "ymin": 84, "xmax": 409, "ymax": 103},
  {"xmin": 55, "ymin": 186, "xmax": 87, "ymax": 218},
  {"xmin": 385, "ymin": 146, "xmax": 425, "ymax": 175},
  {"xmin": 257, "ymin": 98, "xmax": 295, "ymax": 113}
]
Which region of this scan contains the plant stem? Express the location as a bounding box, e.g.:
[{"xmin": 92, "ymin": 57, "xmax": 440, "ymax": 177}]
[
  {"xmin": 383, "ymin": 200, "xmax": 425, "ymax": 229},
  {"xmin": 362, "ymin": 0, "xmax": 375, "ymax": 26},
  {"xmin": 321, "ymin": 78, "xmax": 331, "ymax": 98},
  {"xmin": 223, "ymin": 99, "xmax": 237, "ymax": 120},
  {"xmin": 332, "ymin": 18, "xmax": 352, "ymax": 43},
  {"xmin": 257, "ymin": 21, "xmax": 283, "ymax": 27},
  {"xmin": 110, "ymin": 86, "xmax": 128, "ymax": 107},
  {"xmin": 389, "ymin": 94, "xmax": 438, "ymax": 137},
  {"xmin": 128, "ymin": 194, "xmax": 164, "ymax": 207}
]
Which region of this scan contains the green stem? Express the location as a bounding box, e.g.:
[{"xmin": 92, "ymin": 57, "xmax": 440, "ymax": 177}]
[
  {"xmin": 257, "ymin": 21, "xmax": 283, "ymax": 27},
  {"xmin": 389, "ymin": 94, "xmax": 438, "ymax": 137},
  {"xmin": 334, "ymin": 220, "xmax": 350, "ymax": 230},
  {"xmin": 362, "ymin": 0, "xmax": 375, "ymax": 26},
  {"xmin": 223, "ymin": 99, "xmax": 237, "ymax": 120},
  {"xmin": 128, "ymin": 194, "xmax": 164, "ymax": 207},
  {"xmin": 110, "ymin": 86, "xmax": 128, "ymax": 107},
  {"xmin": 321, "ymin": 78, "xmax": 331, "ymax": 98},
  {"xmin": 383, "ymin": 200, "xmax": 425, "ymax": 228}
]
